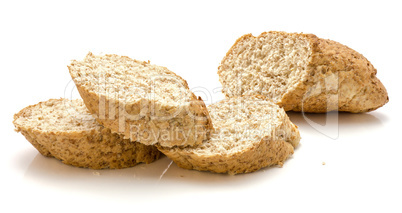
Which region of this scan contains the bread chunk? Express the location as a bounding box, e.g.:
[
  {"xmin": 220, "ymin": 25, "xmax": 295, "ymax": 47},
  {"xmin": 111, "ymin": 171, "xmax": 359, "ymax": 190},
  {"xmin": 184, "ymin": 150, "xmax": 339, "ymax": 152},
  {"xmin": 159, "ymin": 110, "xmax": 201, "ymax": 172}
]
[
  {"xmin": 69, "ymin": 53, "xmax": 213, "ymax": 147},
  {"xmin": 13, "ymin": 99, "xmax": 162, "ymax": 169},
  {"xmin": 218, "ymin": 31, "xmax": 388, "ymax": 113},
  {"xmin": 158, "ymin": 96, "xmax": 300, "ymax": 175}
]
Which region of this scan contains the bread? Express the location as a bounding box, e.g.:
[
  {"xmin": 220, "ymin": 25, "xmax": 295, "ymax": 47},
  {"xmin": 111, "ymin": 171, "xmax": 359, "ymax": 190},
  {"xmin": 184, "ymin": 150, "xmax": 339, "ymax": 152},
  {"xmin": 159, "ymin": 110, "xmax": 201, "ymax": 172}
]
[
  {"xmin": 218, "ymin": 31, "xmax": 389, "ymax": 113},
  {"xmin": 13, "ymin": 98, "xmax": 162, "ymax": 169},
  {"xmin": 157, "ymin": 96, "xmax": 300, "ymax": 175},
  {"xmin": 68, "ymin": 52, "xmax": 213, "ymax": 148}
]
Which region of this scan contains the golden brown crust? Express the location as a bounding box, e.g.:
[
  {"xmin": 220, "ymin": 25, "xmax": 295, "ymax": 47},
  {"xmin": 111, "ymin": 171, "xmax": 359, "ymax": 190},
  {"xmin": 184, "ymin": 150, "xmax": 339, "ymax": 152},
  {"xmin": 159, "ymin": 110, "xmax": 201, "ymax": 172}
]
[
  {"xmin": 280, "ymin": 35, "xmax": 389, "ymax": 112},
  {"xmin": 69, "ymin": 53, "xmax": 213, "ymax": 147},
  {"xmin": 13, "ymin": 99, "xmax": 162, "ymax": 169},
  {"xmin": 218, "ymin": 31, "xmax": 389, "ymax": 113}
]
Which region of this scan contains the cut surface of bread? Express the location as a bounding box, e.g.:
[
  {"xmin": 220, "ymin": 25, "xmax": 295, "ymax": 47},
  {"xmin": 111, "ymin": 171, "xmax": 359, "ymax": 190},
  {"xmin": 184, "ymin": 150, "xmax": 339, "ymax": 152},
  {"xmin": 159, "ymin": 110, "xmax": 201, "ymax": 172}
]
[
  {"xmin": 13, "ymin": 99, "xmax": 162, "ymax": 169},
  {"xmin": 158, "ymin": 96, "xmax": 300, "ymax": 175},
  {"xmin": 69, "ymin": 52, "xmax": 213, "ymax": 148},
  {"xmin": 218, "ymin": 31, "xmax": 389, "ymax": 113}
]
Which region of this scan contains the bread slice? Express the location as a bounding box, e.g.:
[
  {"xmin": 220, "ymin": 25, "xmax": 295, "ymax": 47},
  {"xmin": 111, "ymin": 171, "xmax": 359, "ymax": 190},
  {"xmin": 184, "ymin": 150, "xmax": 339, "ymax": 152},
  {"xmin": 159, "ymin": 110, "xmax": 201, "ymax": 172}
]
[
  {"xmin": 13, "ymin": 98, "xmax": 162, "ymax": 169},
  {"xmin": 218, "ymin": 31, "xmax": 389, "ymax": 113},
  {"xmin": 68, "ymin": 52, "xmax": 213, "ymax": 148},
  {"xmin": 157, "ymin": 96, "xmax": 300, "ymax": 175}
]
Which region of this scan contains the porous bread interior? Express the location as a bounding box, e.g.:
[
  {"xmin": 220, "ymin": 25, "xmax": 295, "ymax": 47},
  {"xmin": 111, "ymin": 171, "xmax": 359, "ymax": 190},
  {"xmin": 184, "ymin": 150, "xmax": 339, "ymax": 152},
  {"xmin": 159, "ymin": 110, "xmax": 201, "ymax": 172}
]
[
  {"xmin": 219, "ymin": 32, "xmax": 311, "ymax": 102},
  {"xmin": 70, "ymin": 53, "xmax": 193, "ymax": 110},
  {"xmin": 177, "ymin": 96, "xmax": 294, "ymax": 155},
  {"xmin": 69, "ymin": 53, "xmax": 213, "ymax": 147},
  {"xmin": 13, "ymin": 99, "xmax": 99, "ymax": 132}
]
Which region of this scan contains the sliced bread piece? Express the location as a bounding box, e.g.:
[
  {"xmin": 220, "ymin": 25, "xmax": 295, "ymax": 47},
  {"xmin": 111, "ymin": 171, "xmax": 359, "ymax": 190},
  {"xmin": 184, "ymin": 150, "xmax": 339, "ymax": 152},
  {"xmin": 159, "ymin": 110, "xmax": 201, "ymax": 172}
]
[
  {"xmin": 68, "ymin": 53, "xmax": 213, "ymax": 148},
  {"xmin": 218, "ymin": 31, "xmax": 389, "ymax": 113},
  {"xmin": 157, "ymin": 96, "xmax": 300, "ymax": 175},
  {"xmin": 13, "ymin": 98, "xmax": 162, "ymax": 169}
]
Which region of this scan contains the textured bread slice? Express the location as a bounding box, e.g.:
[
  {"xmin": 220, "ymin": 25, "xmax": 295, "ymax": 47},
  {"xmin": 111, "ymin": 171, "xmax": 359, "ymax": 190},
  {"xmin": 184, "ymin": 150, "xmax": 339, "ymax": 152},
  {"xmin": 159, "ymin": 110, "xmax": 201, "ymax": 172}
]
[
  {"xmin": 13, "ymin": 98, "xmax": 162, "ymax": 169},
  {"xmin": 218, "ymin": 31, "xmax": 389, "ymax": 113},
  {"xmin": 68, "ymin": 53, "xmax": 213, "ymax": 148},
  {"xmin": 158, "ymin": 96, "xmax": 300, "ymax": 175}
]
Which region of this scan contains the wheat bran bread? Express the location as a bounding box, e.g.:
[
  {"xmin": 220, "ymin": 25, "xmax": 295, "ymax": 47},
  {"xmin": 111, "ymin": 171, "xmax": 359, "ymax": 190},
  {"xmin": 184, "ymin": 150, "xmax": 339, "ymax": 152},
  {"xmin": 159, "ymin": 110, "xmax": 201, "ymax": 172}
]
[
  {"xmin": 157, "ymin": 96, "xmax": 300, "ymax": 175},
  {"xmin": 218, "ymin": 31, "xmax": 389, "ymax": 113},
  {"xmin": 68, "ymin": 52, "xmax": 213, "ymax": 148},
  {"xmin": 13, "ymin": 98, "xmax": 162, "ymax": 169}
]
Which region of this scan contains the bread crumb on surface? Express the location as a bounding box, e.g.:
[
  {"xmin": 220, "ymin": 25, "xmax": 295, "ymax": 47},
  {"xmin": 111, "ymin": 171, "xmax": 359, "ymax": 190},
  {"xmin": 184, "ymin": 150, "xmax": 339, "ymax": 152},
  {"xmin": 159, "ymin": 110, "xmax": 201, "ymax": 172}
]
[{"xmin": 322, "ymin": 162, "xmax": 326, "ymax": 165}]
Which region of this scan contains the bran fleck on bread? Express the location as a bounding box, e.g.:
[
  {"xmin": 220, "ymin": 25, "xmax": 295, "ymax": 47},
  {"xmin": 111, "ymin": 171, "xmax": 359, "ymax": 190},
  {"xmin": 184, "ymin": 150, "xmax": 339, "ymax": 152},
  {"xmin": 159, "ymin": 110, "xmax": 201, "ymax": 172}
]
[
  {"xmin": 158, "ymin": 96, "xmax": 300, "ymax": 175},
  {"xmin": 68, "ymin": 52, "xmax": 213, "ymax": 148},
  {"xmin": 13, "ymin": 98, "xmax": 162, "ymax": 169},
  {"xmin": 218, "ymin": 31, "xmax": 389, "ymax": 113}
]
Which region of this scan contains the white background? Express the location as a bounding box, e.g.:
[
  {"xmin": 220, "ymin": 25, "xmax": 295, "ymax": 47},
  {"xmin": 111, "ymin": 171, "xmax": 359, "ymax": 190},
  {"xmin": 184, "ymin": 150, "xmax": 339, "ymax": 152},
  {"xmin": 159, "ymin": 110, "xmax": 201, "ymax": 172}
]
[{"xmin": 1, "ymin": 0, "xmax": 401, "ymax": 212}]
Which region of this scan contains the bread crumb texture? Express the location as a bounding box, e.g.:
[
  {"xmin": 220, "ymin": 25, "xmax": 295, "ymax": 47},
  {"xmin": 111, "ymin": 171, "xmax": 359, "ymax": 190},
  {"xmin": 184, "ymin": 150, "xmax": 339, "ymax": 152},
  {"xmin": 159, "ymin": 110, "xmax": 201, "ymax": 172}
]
[
  {"xmin": 13, "ymin": 98, "xmax": 162, "ymax": 169},
  {"xmin": 158, "ymin": 96, "xmax": 300, "ymax": 175},
  {"xmin": 218, "ymin": 31, "xmax": 388, "ymax": 113},
  {"xmin": 68, "ymin": 52, "xmax": 213, "ymax": 147}
]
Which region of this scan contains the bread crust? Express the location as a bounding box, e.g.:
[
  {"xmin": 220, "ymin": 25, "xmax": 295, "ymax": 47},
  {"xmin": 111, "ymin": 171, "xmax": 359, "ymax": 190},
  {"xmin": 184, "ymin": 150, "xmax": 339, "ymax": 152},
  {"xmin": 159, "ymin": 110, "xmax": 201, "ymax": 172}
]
[
  {"xmin": 69, "ymin": 53, "xmax": 213, "ymax": 148},
  {"xmin": 158, "ymin": 139, "xmax": 294, "ymax": 175},
  {"xmin": 13, "ymin": 99, "xmax": 162, "ymax": 169},
  {"xmin": 158, "ymin": 96, "xmax": 300, "ymax": 175},
  {"xmin": 218, "ymin": 31, "xmax": 389, "ymax": 113}
]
